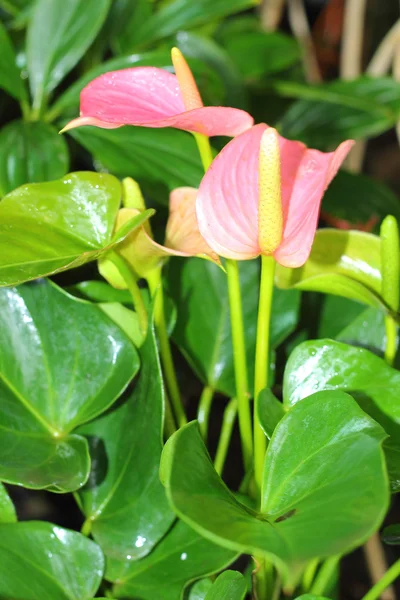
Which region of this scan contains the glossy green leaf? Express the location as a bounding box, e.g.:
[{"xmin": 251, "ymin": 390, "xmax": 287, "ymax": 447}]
[
  {"xmin": 166, "ymin": 258, "xmax": 300, "ymax": 397},
  {"xmin": 204, "ymin": 570, "xmax": 247, "ymax": 599},
  {"xmin": 0, "ymin": 172, "xmax": 152, "ymax": 287},
  {"xmin": 0, "ymin": 483, "xmax": 17, "ymax": 523},
  {"xmin": 223, "ymin": 31, "xmax": 300, "ymax": 81},
  {"xmin": 275, "ymin": 229, "xmax": 384, "ymax": 310},
  {"xmin": 27, "ymin": 0, "xmax": 111, "ymax": 109},
  {"xmin": 336, "ymin": 306, "xmax": 386, "ymax": 355},
  {"xmin": 0, "ymin": 120, "xmax": 69, "ymax": 196},
  {"xmin": 0, "ymin": 521, "xmax": 104, "ymax": 599},
  {"xmin": 382, "ymin": 524, "xmax": 400, "ymax": 545},
  {"xmin": 99, "ymin": 302, "xmax": 142, "ymax": 347},
  {"xmin": 0, "ymin": 279, "xmax": 138, "ymax": 491},
  {"xmin": 257, "ymin": 389, "xmax": 285, "ymax": 440},
  {"xmin": 124, "ymin": 0, "xmax": 259, "ymax": 48},
  {"xmin": 283, "ymin": 339, "xmax": 400, "ymax": 491},
  {"xmin": 161, "ymin": 392, "xmax": 388, "ymax": 585},
  {"xmin": 188, "ymin": 578, "xmax": 213, "ymax": 599},
  {"xmin": 322, "ymin": 171, "xmax": 400, "ymax": 231},
  {"xmin": 77, "ymin": 322, "xmax": 174, "ymax": 560},
  {"xmin": 109, "ymin": 519, "xmax": 238, "ymax": 599},
  {"xmin": 0, "ymin": 20, "xmax": 26, "ymax": 101},
  {"xmin": 174, "ymin": 31, "xmax": 247, "ymax": 108},
  {"xmin": 69, "ymin": 127, "xmax": 204, "ymax": 191},
  {"xmin": 278, "ymin": 77, "xmax": 400, "ymax": 147}
]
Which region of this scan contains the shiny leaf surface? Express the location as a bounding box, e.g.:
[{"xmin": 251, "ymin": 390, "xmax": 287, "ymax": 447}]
[
  {"xmin": 69, "ymin": 127, "xmax": 204, "ymax": 191},
  {"xmin": 283, "ymin": 339, "xmax": 400, "ymax": 491},
  {"xmin": 0, "ymin": 521, "xmax": 104, "ymax": 599},
  {"xmin": 204, "ymin": 570, "xmax": 247, "ymax": 599},
  {"xmin": 0, "ymin": 484, "xmax": 17, "ymax": 523},
  {"xmin": 0, "ymin": 172, "xmax": 151, "ymax": 287},
  {"xmin": 161, "ymin": 392, "xmax": 388, "ymax": 584},
  {"xmin": 0, "ymin": 120, "xmax": 69, "ymax": 196},
  {"xmin": 275, "ymin": 229, "xmax": 384, "ymax": 310},
  {"xmin": 27, "ymin": 0, "xmax": 110, "ymax": 107},
  {"xmin": 0, "ymin": 21, "xmax": 26, "ymax": 101},
  {"xmin": 257, "ymin": 389, "xmax": 286, "ymax": 440},
  {"xmin": 166, "ymin": 258, "xmax": 300, "ymax": 397},
  {"xmin": 109, "ymin": 519, "xmax": 238, "ymax": 599},
  {"xmin": 0, "ymin": 280, "xmax": 138, "ymax": 491},
  {"xmin": 78, "ymin": 323, "xmax": 174, "ymax": 560}
]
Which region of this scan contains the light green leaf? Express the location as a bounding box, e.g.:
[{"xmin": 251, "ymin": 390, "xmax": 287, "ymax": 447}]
[
  {"xmin": 27, "ymin": 0, "xmax": 111, "ymax": 109},
  {"xmin": 0, "ymin": 483, "xmax": 17, "ymax": 523},
  {"xmin": 0, "ymin": 279, "xmax": 138, "ymax": 491},
  {"xmin": 0, "ymin": 20, "xmax": 26, "ymax": 101},
  {"xmin": 109, "ymin": 519, "xmax": 238, "ymax": 599},
  {"xmin": 161, "ymin": 392, "xmax": 388, "ymax": 586},
  {"xmin": 0, "ymin": 521, "xmax": 104, "ymax": 599},
  {"xmin": 257, "ymin": 389, "xmax": 286, "ymax": 440},
  {"xmin": 0, "ymin": 120, "xmax": 69, "ymax": 196},
  {"xmin": 204, "ymin": 570, "xmax": 247, "ymax": 599}
]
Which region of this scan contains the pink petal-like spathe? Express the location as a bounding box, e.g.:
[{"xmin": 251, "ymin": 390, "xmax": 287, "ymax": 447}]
[
  {"xmin": 196, "ymin": 124, "xmax": 267, "ymax": 260},
  {"xmin": 61, "ymin": 68, "xmax": 253, "ymax": 137},
  {"xmin": 274, "ymin": 139, "xmax": 354, "ymax": 267},
  {"xmin": 196, "ymin": 123, "xmax": 353, "ymax": 264}
]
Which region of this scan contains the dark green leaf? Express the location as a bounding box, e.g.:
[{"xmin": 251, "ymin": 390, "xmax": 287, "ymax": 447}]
[
  {"xmin": 0, "ymin": 20, "xmax": 26, "ymax": 101},
  {"xmin": 0, "ymin": 279, "xmax": 138, "ymax": 491},
  {"xmin": 382, "ymin": 524, "xmax": 400, "ymax": 545},
  {"xmin": 166, "ymin": 258, "xmax": 300, "ymax": 397},
  {"xmin": 106, "ymin": 0, "xmax": 153, "ymax": 54},
  {"xmin": 161, "ymin": 392, "xmax": 388, "ymax": 586},
  {"xmin": 278, "ymin": 77, "xmax": 400, "ymax": 147},
  {"xmin": 0, "ymin": 172, "xmax": 151, "ymax": 287},
  {"xmin": 124, "ymin": 0, "xmax": 259, "ymax": 48},
  {"xmin": 175, "ymin": 31, "xmax": 247, "ymax": 109},
  {"xmin": 69, "ymin": 127, "xmax": 204, "ymax": 191},
  {"xmin": 27, "ymin": 0, "xmax": 111, "ymax": 109},
  {"xmin": 69, "ymin": 280, "xmax": 132, "ymax": 305},
  {"xmin": 0, "ymin": 120, "xmax": 69, "ymax": 196},
  {"xmin": 222, "ymin": 31, "xmax": 300, "ymax": 81},
  {"xmin": 204, "ymin": 570, "xmax": 247, "ymax": 599},
  {"xmin": 257, "ymin": 389, "xmax": 286, "ymax": 440},
  {"xmin": 275, "ymin": 229, "xmax": 384, "ymax": 310},
  {"xmin": 0, "ymin": 483, "xmax": 17, "ymax": 523},
  {"xmin": 77, "ymin": 322, "xmax": 174, "ymax": 560},
  {"xmin": 322, "ymin": 171, "xmax": 400, "ymax": 232},
  {"xmin": 283, "ymin": 339, "xmax": 400, "ymax": 491},
  {"xmin": 335, "ymin": 306, "xmax": 386, "ymax": 355},
  {"xmin": 0, "ymin": 521, "xmax": 104, "ymax": 599},
  {"xmin": 109, "ymin": 519, "xmax": 238, "ymax": 599},
  {"xmin": 317, "ymin": 295, "xmax": 366, "ymax": 339}
]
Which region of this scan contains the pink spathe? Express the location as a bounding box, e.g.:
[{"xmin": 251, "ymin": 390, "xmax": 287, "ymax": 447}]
[
  {"xmin": 196, "ymin": 124, "xmax": 354, "ymax": 267},
  {"xmin": 61, "ymin": 67, "xmax": 253, "ymax": 137}
]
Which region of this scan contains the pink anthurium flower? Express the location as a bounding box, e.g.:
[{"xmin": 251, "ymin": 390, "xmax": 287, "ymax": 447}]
[
  {"xmin": 100, "ymin": 185, "xmax": 219, "ymax": 286},
  {"xmin": 60, "ymin": 48, "xmax": 253, "ymax": 137},
  {"xmin": 196, "ymin": 124, "xmax": 354, "ymax": 267}
]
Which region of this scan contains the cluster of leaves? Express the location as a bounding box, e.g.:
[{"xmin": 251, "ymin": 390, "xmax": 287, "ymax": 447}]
[{"xmin": 0, "ymin": 0, "xmax": 400, "ymax": 599}]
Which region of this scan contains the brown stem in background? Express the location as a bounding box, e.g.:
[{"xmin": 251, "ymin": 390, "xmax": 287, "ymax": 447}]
[
  {"xmin": 287, "ymin": 0, "xmax": 323, "ymax": 82},
  {"xmin": 340, "ymin": 0, "xmax": 368, "ymax": 79},
  {"xmin": 260, "ymin": 0, "xmax": 287, "ymax": 31},
  {"xmin": 392, "ymin": 38, "xmax": 400, "ymax": 147},
  {"xmin": 363, "ymin": 534, "xmax": 396, "ymax": 600},
  {"xmin": 367, "ymin": 19, "xmax": 400, "ymax": 75}
]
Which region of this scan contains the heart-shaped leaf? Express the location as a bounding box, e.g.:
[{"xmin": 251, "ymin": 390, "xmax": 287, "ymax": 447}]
[
  {"xmin": 166, "ymin": 258, "xmax": 300, "ymax": 397},
  {"xmin": 69, "ymin": 127, "xmax": 204, "ymax": 192},
  {"xmin": 0, "ymin": 521, "xmax": 104, "ymax": 599},
  {"xmin": 109, "ymin": 519, "xmax": 238, "ymax": 599},
  {"xmin": 0, "ymin": 120, "xmax": 69, "ymax": 196},
  {"xmin": 0, "ymin": 279, "xmax": 138, "ymax": 491},
  {"xmin": 77, "ymin": 322, "xmax": 174, "ymax": 560},
  {"xmin": 161, "ymin": 392, "xmax": 388, "ymax": 586},
  {"xmin": 0, "ymin": 172, "xmax": 152, "ymax": 287},
  {"xmin": 204, "ymin": 570, "xmax": 247, "ymax": 599},
  {"xmin": 275, "ymin": 229, "xmax": 384, "ymax": 310},
  {"xmin": 27, "ymin": 0, "xmax": 110, "ymax": 110},
  {"xmin": 0, "ymin": 484, "xmax": 16, "ymax": 523},
  {"xmin": 283, "ymin": 339, "xmax": 400, "ymax": 491}
]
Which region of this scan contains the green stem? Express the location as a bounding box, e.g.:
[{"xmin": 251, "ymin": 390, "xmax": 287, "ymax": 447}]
[
  {"xmin": 198, "ymin": 385, "xmax": 214, "ymax": 440},
  {"xmin": 108, "ymin": 252, "xmax": 148, "ymax": 338},
  {"xmin": 310, "ymin": 555, "xmax": 340, "ymax": 596},
  {"xmin": 193, "ymin": 132, "xmax": 214, "ymax": 171},
  {"xmin": 254, "ymin": 256, "xmax": 275, "ymax": 495},
  {"xmin": 164, "ymin": 390, "xmax": 177, "ymax": 438},
  {"xmin": 226, "ymin": 259, "xmax": 253, "ymax": 471},
  {"xmin": 384, "ymin": 315, "xmax": 397, "ymax": 365},
  {"xmin": 302, "ymin": 558, "xmax": 320, "ymax": 592},
  {"xmin": 147, "ymin": 269, "xmax": 187, "ymax": 428},
  {"xmin": 81, "ymin": 517, "xmax": 92, "ymax": 537},
  {"xmin": 214, "ymin": 398, "xmax": 237, "ymax": 475},
  {"xmin": 380, "ymin": 215, "xmax": 399, "ymax": 365},
  {"xmin": 362, "ymin": 559, "xmax": 400, "ymax": 600}
]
